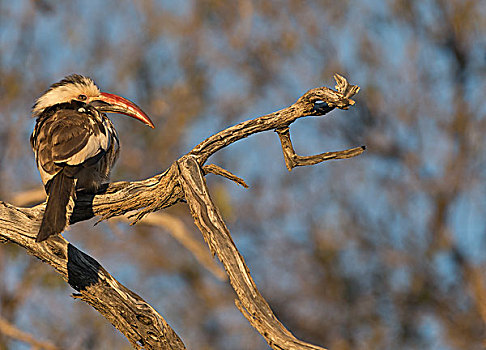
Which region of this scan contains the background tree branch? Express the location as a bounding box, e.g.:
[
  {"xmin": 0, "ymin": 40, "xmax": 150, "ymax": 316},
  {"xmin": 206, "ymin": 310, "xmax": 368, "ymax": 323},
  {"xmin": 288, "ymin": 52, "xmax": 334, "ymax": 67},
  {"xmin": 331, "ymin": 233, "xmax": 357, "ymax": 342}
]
[
  {"xmin": 0, "ymin": 315, "xmax": 59, "ymax": 350},
  {"xmin": 0, "ymin": 75, "xmax": 362, "ymax": 349}
]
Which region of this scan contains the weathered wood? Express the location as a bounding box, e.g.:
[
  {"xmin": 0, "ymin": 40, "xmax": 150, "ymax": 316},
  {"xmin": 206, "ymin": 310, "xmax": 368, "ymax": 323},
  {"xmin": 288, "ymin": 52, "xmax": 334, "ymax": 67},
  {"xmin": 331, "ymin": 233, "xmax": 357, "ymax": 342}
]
[
  {"xmin": 202, "ymin": 164, "xmax": 249, "ymax": 188},
  {"xmin": 0, "ymin": 74, "xmax": 362, "ymax": 349},
  {"xmin": 276, "ymin": 127, "xmax": 366, "ymax": 171},
  {"xmin": 0, "ymin": 203, "xmax": 185, "ymax": 350},
  {"xmin": 9, "ymin": 187, "xmax": 224, "ymax": 280},
  {"xmin": 190, "ymin": 74, "xmax": 359, "ymax": 164},
  {"xmin": 178, "ymin": 156, "xmax": 326, "ymax": 350}
]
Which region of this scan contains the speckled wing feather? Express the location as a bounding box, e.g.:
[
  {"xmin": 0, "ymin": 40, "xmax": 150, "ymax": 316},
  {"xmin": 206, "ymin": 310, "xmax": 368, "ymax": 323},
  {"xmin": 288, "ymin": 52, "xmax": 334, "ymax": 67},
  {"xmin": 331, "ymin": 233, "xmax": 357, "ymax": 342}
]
[
  {"xmin": 31, "ymin": 107, "xmax": 113, "ymax": 188},
  {"xmin": 31, "ymin": 106, "xmax": 118, "ymax": 241}
]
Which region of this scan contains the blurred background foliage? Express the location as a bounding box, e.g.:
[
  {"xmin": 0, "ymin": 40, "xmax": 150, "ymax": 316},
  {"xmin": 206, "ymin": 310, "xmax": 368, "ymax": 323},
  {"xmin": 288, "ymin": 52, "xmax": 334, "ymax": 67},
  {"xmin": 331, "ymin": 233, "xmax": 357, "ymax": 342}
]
[{"xmin": 0, "ymin": 0, "xmax": 485, "ymax": 349}]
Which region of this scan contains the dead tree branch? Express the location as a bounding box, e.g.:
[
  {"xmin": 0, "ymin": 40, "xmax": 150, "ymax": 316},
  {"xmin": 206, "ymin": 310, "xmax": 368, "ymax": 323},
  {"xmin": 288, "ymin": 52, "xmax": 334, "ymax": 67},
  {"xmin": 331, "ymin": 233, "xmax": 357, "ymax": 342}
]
[
  {"xmin": 179, "ymin": 156, "xmax": 326, "ymax": 350},
  {"xmin": 276, "ymin": 127, "xmax": 366, "ymax": 171},
  {"xmin": 0, "ymin": 203, "xmax": 185, "ymax": 350},
  {"xmin": 202, "ymin": 164, "xmax": 249, "ymax": 188},
  {"xmin": 9, "ymin": 189, "xmax": 226, "ymax": 281},
  {"xmin": 0, "ymin": 74, "xmax": 363, "ymax": 349}
]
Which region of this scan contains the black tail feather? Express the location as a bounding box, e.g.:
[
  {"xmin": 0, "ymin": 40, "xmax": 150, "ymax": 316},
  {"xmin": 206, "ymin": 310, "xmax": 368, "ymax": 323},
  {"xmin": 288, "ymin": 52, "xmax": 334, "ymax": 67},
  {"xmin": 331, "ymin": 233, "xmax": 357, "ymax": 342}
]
[{"xmin": 36, "ymin": 171, "xmax": 75, "ymax": 242}]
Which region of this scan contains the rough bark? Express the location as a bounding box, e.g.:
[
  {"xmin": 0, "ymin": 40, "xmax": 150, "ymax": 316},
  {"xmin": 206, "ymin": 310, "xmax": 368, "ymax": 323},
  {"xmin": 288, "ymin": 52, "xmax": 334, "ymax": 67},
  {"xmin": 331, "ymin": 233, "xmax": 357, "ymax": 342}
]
[
  {"xmin": 0, "ymin": 74, "xmax": 363, "ymax": 349},
  {"xmin": 0, "ymin": 202, "xmax": 185, "ymax": 350}
]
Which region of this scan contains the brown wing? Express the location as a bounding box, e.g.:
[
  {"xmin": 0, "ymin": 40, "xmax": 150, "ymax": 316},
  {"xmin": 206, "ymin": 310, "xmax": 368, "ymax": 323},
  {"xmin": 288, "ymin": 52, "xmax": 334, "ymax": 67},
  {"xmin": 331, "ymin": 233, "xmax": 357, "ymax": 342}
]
[{"xmin": 31, "ymin": 108, "xmax": 111, "ymax": 186}]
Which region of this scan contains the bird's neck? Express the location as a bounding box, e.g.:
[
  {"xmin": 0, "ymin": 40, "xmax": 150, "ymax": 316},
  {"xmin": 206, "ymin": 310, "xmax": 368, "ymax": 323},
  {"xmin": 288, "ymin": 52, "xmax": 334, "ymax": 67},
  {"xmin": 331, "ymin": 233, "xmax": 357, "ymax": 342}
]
[{"xmin": 35, "ymin": 100, "xmax": 87, "ymax": 121}]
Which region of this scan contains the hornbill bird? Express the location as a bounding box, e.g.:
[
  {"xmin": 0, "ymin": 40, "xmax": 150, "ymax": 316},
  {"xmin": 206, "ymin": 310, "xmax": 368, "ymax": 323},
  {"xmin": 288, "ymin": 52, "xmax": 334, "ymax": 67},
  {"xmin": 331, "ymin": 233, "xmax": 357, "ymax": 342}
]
[{"xmin": 31, "ymin": 74, "xmax": 154, "ymax": 242}]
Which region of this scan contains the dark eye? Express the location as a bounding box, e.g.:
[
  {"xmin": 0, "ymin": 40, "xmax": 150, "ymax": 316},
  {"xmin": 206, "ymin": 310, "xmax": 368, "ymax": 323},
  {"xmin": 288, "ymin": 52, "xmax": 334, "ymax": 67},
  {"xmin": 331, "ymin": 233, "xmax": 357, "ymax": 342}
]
[{"xmin": 77, "ymin": 94, "xmax": 87, "ymax": 101}]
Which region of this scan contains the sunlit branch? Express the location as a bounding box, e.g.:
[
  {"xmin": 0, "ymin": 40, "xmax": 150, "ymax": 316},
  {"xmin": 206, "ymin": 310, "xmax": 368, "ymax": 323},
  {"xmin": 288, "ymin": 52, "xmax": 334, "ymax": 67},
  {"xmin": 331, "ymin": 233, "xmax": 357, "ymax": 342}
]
[
  {"xmin": 9, "ymin": 189, "xmax": 225, "ymax": 281},
  {"xmin": 276, "ymin": 127, "xmax": 365, "ymax": 171},
  {"xmin": 0, "ymin": 74, "xmax": 363, "ymax": 350}
]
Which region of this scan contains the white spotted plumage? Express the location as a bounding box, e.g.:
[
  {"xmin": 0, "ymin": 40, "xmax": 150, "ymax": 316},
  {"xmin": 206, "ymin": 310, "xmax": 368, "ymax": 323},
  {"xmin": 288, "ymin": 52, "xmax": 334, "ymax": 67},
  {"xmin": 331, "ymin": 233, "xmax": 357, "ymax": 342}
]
[{"xmin": 31, "ymin": 74, "xmax": 152, "ymax": 242}]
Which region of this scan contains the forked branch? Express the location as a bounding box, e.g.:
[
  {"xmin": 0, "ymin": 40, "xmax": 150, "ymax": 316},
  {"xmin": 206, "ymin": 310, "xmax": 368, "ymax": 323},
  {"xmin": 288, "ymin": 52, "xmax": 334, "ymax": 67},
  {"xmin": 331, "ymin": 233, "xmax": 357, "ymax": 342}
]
[
  {"xmin": 0, "ymin": 74, "xmax": 363, "ymax": 349},
  {"xmin": 276, "ymin": 127, "xmax": 366, "ymax": 171},
  {"xmin": 179, "ymin": 156, "xmax": 326, "ymax": 350}
]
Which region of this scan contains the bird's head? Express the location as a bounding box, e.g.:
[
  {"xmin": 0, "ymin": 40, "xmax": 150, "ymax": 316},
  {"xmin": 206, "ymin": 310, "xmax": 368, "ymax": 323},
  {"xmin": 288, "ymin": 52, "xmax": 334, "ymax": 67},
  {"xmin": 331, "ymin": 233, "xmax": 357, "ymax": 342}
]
[{"xmin": 32, "ymin": 74, "xmax": 155, "ymax": 128}]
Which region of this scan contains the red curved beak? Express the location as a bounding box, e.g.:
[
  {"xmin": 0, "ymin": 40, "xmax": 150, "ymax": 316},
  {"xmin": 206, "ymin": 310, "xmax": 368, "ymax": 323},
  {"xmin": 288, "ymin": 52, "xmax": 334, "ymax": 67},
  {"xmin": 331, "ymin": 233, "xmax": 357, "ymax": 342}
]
[{"xmin": 95, "ymin": 92, "xmax": 155, "ymax": 128}]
